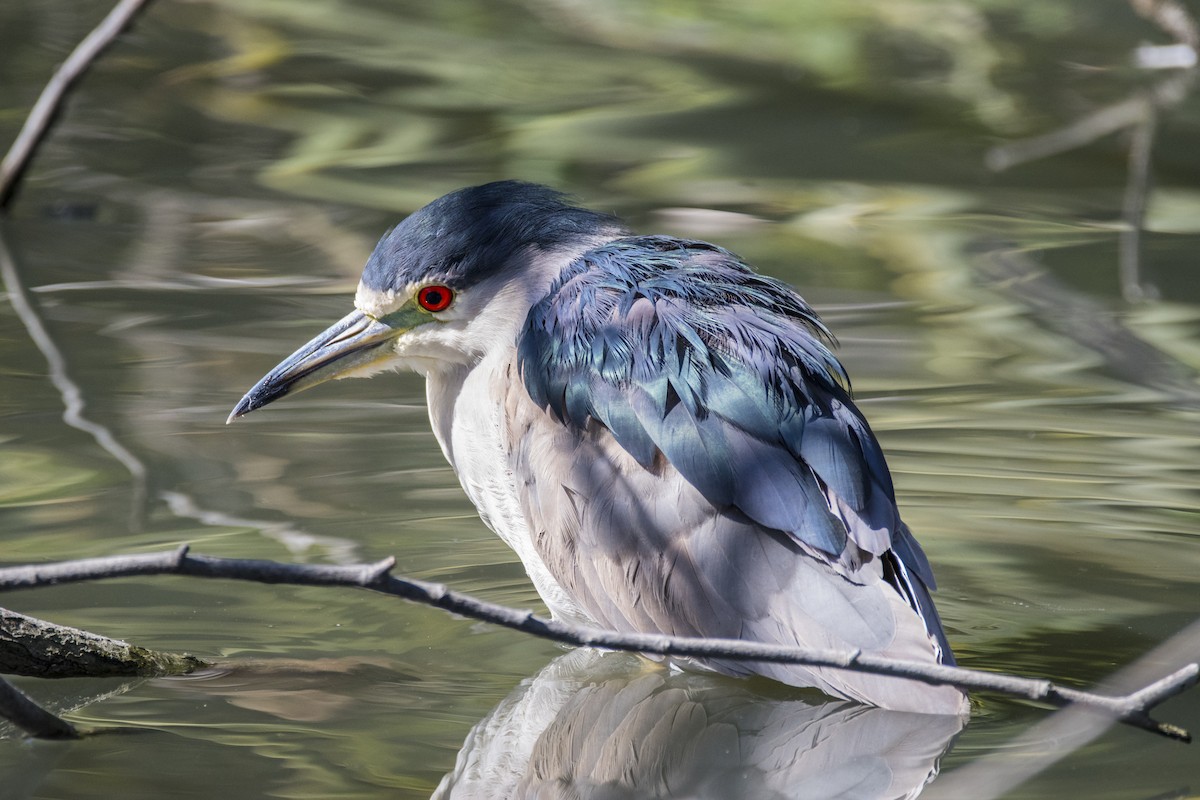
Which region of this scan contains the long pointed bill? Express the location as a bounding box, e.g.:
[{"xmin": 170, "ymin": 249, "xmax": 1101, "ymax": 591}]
[{"xmin": 228, "ymin": 309, "xmax": 403, "ymax": 422}]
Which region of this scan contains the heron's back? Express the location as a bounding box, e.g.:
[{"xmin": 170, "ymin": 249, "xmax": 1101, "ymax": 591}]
[{"xmin": 438, "ymin": 234, "xmax": 966, "ymax": 714}]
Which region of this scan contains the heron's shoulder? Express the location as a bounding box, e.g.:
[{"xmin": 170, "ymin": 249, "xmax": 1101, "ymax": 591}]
[
  {"xmin": 519, "ymin": 234, "xmax": 865, "ymax": 546},
  {"xmin": 546, "ymin": 234, "xmax": 805, "ymax": 304},
  {"xmin": 524, "ymin": 234, "xmax": 846, "ymax": 389}
]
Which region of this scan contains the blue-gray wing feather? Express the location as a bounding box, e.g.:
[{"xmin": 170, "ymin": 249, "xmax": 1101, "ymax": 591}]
[{"xmin": 518, "ymin": 235, "xmax": 949, "ymax": 659}]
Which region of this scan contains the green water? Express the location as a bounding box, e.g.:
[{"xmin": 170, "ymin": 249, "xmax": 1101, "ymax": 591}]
[{"xmin": 1, "ymin": 1, "xmax": 1199, "ymax": 797}]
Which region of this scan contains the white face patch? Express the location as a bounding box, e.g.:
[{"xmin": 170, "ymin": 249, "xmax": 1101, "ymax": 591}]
[
  {"xmin": 354, "ymin": 283, "xmax": 407, "ymax": 318},
  {"xmin": 348, "ymin": 233, "xmax": 627, "ymax": 371}
]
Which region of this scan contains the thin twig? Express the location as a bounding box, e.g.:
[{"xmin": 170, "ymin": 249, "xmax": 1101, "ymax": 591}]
[
  {"xmin": 1120, "ymin": 97, "xmax": 1159, "ymax": 302},
  {"xmin": 0, "ymin": 0, "xmax": 156, "ymax": 211},
  {"xmin": 0, "ymin": 676, "xmax": 78, "ymax": 740},
  {"xmin": 1, "ymin": 547, "xmax": 1195, "ymax": 741}
]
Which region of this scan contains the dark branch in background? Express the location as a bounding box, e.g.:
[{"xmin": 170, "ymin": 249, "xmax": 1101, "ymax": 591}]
[
  {"xmin": 974, "ymin": 247, "xmax": 1200, "ymax": 402},
  {"xmin": 986, "ymin": 0, "xmax": 1198, "ymax": 303},
  {"xmin": 1, "ymin": 547, "xmax": 1196, "ymax": 742},
  {"xmin": 1121, "ymin": 0, "xmax": 1198, "ymax": 303},
  {"xmin": 985, "ymin": 0, "xmax": 1197, "ymax": 169},
  {"xmin": 0, "ymin": 0, "xmax": 156, "ymax": 212}
]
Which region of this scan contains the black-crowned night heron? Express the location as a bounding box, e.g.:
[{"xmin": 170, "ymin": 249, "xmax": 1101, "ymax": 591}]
[{"xmin": 230, "ymin": 181, "xmax": 967, "ymax": 715}]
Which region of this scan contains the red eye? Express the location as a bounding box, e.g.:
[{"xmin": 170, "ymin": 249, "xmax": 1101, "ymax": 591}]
[{"xmin": 417, "ymin": 284, "xmax": 454, "ymax": 312}]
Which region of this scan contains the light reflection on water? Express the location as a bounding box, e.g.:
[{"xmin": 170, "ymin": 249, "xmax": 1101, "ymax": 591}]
[{"xmin": 2, "ymin": 0, "xmax": 1199, "ymax": 797}]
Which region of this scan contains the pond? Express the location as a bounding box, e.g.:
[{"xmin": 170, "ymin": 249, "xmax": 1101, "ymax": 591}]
[{"xmin": 1, "ymin": 1, "xmax": 1199, "ymax": 797}]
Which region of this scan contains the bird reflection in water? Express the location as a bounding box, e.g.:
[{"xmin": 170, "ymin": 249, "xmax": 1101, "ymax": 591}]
[{"xmin": 434, "ymin": 650, "xmax": 963, "ymax": 800}]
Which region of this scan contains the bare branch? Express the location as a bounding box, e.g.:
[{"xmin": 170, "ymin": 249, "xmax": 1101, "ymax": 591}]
[
  {"xmin": 0, "ymin": 677, "xmax": 78, "ymax": 740},
  {"xmin": 0, "ymin": 0, "xmax": 157, "ymax": 211},
  {"xmin": 1, "ymin": 547, "xmax": 1195, "ymax": 741},
  {"xmin": 985, "ymin": 68, "xmax": 1194, "ymax": 172}
]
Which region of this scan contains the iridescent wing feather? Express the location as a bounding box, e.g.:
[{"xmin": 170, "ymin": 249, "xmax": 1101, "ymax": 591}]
[{"xmin": 515, "ymin": 236, "xmax": 959, "ymax": 710}]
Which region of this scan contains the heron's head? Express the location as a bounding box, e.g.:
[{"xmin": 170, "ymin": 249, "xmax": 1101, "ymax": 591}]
[{"xmin": 229, "ymin": 181, "xmax": 623, "ymax": 421}]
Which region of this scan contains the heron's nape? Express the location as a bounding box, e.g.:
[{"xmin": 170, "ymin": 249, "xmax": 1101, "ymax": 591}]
[{"xmin": 230, "ymin": 180, "xmax": 968, "ymax": 716}]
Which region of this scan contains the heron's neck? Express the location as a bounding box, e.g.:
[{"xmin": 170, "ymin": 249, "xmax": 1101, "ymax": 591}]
[
  {"xmin": 422, "ymin": 346, "xmax": 595, "ymax": 623},
  {"xmin": 424, "ymin": 232, "xmax": 622, "ymax": 465},
  {"xmin": 423, "ymin": 352, "xmax": 506, "ymax": 468}
]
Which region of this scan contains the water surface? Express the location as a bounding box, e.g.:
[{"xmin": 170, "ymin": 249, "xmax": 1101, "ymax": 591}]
[{"xmin": 1, "ymin": 1, "xmax": 1199, "ymax": 797}]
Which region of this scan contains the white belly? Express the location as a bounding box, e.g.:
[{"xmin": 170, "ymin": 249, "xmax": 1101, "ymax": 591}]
[{"xmin": 425, "ymin": 350, "xmax": 592, "ymax": 624}]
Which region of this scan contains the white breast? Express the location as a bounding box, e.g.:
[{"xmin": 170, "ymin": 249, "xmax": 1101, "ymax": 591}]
[{"xmin": 425, "ymin": 349, "xmax": 593, "ymax": 624}]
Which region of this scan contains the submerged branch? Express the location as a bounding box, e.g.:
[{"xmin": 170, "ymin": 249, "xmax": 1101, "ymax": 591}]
[
  {"xmin": 0, "ymin": 607, "xmax": 203, "ymax": 740},
  {"xmin": 0, "ymin": 677, "xmax": 78, "ymax": 740},
  {"xmin": 974, "ymin": 246, "xmax": 1200, "ymax": 401},
  {"xmin": 0, "ymin": 607, "xmax": 206, "ymax": 679},
  {"xmin": 1, "ymin": 547, "xmax": 1195, "ymax": 741}
]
